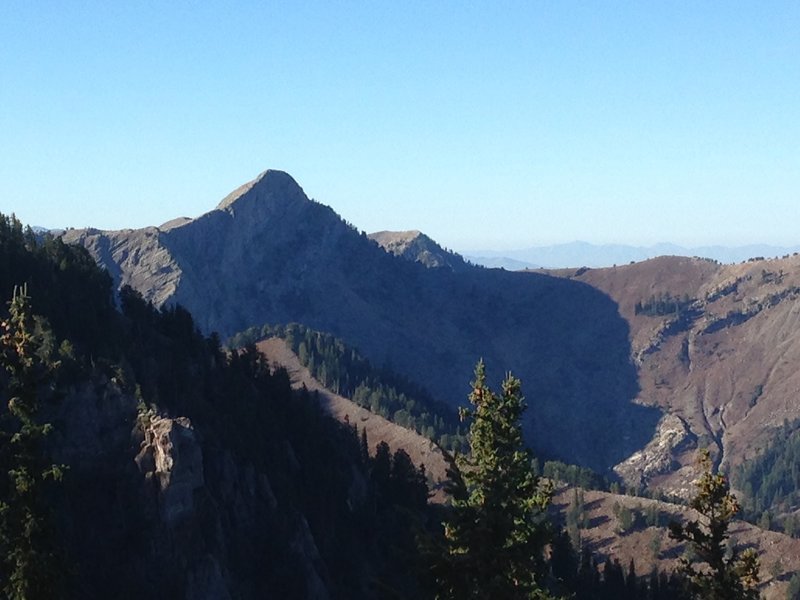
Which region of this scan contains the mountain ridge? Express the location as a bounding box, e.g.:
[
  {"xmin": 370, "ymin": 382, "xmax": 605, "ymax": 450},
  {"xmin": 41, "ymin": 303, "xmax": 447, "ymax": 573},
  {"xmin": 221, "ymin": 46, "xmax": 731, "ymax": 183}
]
[
  {"xmin": 62, "ymin": 169, "xmax": 655, "ymax": 474},
  {"xmin": 368, "ymin": 229, "xmax": 471, "ymax": 271}
]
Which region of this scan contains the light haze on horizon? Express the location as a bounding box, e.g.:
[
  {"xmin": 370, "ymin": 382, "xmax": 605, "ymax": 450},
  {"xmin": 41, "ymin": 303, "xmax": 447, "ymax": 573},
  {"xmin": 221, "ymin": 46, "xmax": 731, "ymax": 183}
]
[{"xmin": 1, "ymin": 2, "xmax": 798, "ymax": 251}]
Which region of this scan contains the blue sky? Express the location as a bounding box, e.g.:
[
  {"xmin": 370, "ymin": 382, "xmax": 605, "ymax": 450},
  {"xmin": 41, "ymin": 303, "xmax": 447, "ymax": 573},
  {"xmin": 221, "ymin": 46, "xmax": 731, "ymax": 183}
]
[{"xmin": 1, "ymin": 2, "xmax": 798, "ymax": 250}]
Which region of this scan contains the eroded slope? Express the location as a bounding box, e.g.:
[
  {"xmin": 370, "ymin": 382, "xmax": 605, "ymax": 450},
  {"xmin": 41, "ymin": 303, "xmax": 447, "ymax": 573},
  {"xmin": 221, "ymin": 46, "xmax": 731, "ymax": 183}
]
[{"xmin": 546, "ymin": 255, "xmax": 800, "ymax": 494}]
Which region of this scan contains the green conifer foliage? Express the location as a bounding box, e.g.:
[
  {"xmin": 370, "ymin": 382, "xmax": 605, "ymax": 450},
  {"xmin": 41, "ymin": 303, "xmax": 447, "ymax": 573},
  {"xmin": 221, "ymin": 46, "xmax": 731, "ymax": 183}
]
[
  {"xmin": 0, "ymin": 286, "xmax": 65, "ymax": 599},
  {"xmin": 434, "ymin": 361, "xmax": 554, "ymax": 599},
  {"xmin": 669, "ymin": 450, "xmax": 761, "ymax": 600}
]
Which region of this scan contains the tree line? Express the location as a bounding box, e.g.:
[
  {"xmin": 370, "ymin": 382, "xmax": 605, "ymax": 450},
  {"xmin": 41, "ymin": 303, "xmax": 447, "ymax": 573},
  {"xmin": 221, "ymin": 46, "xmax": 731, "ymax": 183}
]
[{"xmin": 635, "ymin": 293, "xmax": 694, "ymax": 317}]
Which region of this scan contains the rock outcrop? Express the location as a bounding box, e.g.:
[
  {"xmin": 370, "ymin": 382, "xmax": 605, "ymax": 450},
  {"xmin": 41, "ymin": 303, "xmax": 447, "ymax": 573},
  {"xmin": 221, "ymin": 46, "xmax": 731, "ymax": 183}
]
[
  {"xmin": 136, "ymin": 416, "xmax": 204, "ymax": 525},
  {"xmin": 45, "ymin": 375, "xmax": 334, "ymax": 600},
  {"xmin": 613, "ymin": 413, "xmax": 697, "ymax": 496}
]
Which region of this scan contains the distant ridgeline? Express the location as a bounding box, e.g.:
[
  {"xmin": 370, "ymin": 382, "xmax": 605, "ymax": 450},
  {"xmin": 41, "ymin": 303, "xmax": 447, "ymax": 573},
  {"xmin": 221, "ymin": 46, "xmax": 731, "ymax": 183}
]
[
  {"xmin": 733, "ymin": 419, "xmax": 800, "ymax": 538},
  {"xmin": 228, "ymin": 323, "xmax": 470, "ymax": 453}
]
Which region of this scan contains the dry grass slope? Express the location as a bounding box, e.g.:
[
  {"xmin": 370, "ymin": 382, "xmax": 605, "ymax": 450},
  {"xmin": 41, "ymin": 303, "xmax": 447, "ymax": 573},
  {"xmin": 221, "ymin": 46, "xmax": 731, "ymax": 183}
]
[
  {"xmin": 256, "ymin": 337, "xmax": 450, "ymax": 501},
  {"xmin": 553, "ymin": 484, "xmax": 800, "ymax": 600}
]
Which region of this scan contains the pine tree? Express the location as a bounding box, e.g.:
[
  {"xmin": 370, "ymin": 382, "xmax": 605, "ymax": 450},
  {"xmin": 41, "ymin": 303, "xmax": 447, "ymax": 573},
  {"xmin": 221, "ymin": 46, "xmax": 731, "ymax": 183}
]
[
  {"xmin": 0, "ymin": 286, "xmax": 66, "ymax": 599},
  {"xmin": 359, "ymin": 427, "xmax": 370, "ymax": 465},
  {"xmin": 668, "ymin": 450, "xmax": 761, "ymax": 600},
  {"xmin": 432, "ymin": 361, "xmax": 554, "ymax": 599}
]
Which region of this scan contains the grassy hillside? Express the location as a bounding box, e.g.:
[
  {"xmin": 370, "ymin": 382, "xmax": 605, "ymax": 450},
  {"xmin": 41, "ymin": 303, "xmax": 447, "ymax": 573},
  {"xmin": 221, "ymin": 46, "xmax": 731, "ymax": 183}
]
[{"xmin": 229, "ymin": 322, "xmax": 468, "ymax": 452}]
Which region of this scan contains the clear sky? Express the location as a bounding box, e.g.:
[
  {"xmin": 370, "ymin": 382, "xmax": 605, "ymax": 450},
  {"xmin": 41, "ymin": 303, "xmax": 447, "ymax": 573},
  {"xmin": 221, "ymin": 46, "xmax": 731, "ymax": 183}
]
[{"xmin": 1, "ymin": 2, "xmax": 798, "ymax": 250}]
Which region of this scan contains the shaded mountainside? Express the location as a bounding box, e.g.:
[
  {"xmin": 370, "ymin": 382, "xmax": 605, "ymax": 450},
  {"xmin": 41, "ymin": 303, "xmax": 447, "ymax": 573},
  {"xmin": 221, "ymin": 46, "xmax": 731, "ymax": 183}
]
[
  {"xmin": 542, "ymin": 256, "xmax": 800, "ymax": 497},
  {"xmin": 63, "ymin": 170, "xmax": 655, "ymax": 473},
  {"xmin": 0, "ymin": 217, "xmax": 433, "ymax": 599}
]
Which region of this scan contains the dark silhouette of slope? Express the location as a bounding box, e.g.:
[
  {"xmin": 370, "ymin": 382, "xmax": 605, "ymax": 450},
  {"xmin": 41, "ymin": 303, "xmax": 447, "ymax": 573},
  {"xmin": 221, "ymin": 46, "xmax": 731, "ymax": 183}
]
[{"xmin": 66, "ymin": 170, "xmax": 659, "ymax": 472}]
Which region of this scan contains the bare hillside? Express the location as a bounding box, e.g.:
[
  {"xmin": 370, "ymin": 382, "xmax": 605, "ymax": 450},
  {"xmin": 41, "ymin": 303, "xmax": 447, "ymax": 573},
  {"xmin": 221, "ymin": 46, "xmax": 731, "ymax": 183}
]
[{"xmin": 544, "ymin": 254, "xmax": 800, "ymax": 496}]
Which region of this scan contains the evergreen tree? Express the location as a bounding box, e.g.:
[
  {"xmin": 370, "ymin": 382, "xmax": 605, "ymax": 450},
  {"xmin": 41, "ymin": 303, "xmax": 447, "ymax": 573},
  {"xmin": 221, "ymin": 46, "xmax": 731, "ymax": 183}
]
[
  {"xmin": 432, "ymin": 361, "xmax": 554, "ymax": 599},
  {"xmin": 625, "ymin": 558, "xmax": 638, "ymax": 599},
  {"xmin": 668, "ymin": 450, "xmax": 761, "ymax": 600},
  {"xmin": 359, "ymin": 427, "xmax": 370, "ymax": 466},
  {"xmin": 389, "ymin": 449, "xmax": 428, "ymax": 511},
  {"xmin": 371, "ymin": 441, "xmax": 392, "ymax": 510},
  {"xmin": 0, "ymin": 286, "xmax": 65, "ymax": 599}
]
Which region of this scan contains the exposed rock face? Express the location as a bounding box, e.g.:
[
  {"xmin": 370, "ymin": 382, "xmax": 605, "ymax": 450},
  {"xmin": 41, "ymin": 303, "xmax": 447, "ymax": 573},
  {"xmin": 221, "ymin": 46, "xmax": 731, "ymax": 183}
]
[
  {"xmin": 368, "ymin": 230, "xmax": 470, "ymax": 271},
  {"xmin": 62, "ymin": 226, "xmax": 182, "ymax": 308},
  {"xmin": 136, "ymin": 416, "xmax": 204, "ymax": 525},
  {"xmin": 614, "ymin": 413, "xmax": 696, "ymax": 495},
  {"xmin": 185, "ymin": 555, "xmax": 232, "ymax": 600},
  {"xmin": 290, "ymin": 516, "xmax": 331, "ymax": 600},
  {"xmin": 46, "ymin": 377, "xmax": 333, "ymax": 599},
  {"xmin": 62, "ymin": 169, "xmax": 653, "ymax": 474},
  {"xmin": 46, "ymin": 376, "xmax": 138, "ymax": 469}
]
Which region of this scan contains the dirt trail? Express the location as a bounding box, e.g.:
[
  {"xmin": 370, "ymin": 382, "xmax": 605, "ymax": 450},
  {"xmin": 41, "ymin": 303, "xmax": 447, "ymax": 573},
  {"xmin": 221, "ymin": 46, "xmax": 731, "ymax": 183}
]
[{"xmin": 256, "ymin": 337, "xmax": 450, "ymax": 501}]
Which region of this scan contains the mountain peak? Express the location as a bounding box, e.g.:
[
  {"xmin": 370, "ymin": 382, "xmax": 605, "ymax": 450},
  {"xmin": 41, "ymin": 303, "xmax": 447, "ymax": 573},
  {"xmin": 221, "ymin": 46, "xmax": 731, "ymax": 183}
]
[{"xmin": 216, "ymin": 169, "xmax": 304, "ymax": 211}]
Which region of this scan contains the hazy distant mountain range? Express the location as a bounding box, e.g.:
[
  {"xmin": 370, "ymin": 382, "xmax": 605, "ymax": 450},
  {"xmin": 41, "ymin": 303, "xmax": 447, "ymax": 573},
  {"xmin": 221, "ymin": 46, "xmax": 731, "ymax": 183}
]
[
  {"xmin": 38, "ymin": 221, "xmax": 797, "ymax": 271},
  {"xmin": 464, "ymin": 241, "xmax": 800, "ymax": 270}
]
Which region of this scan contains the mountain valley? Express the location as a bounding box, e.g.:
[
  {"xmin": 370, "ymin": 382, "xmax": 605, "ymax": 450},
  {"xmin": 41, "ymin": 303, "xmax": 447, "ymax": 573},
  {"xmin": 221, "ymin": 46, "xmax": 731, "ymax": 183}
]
[
  {"xmin": 60, "ymin": 170, "xmax": 800, "ymax": 505},
  {"xmin": 4, "ymin": 169, "xmax": 800, "ymax": 597}
]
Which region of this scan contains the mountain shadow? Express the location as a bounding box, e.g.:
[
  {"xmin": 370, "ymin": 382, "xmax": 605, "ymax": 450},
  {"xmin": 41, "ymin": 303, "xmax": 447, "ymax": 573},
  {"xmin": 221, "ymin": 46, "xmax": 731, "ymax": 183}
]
[{"xmin": 64, "ymin": 170, "xmax": 659, "ymax": 472}]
